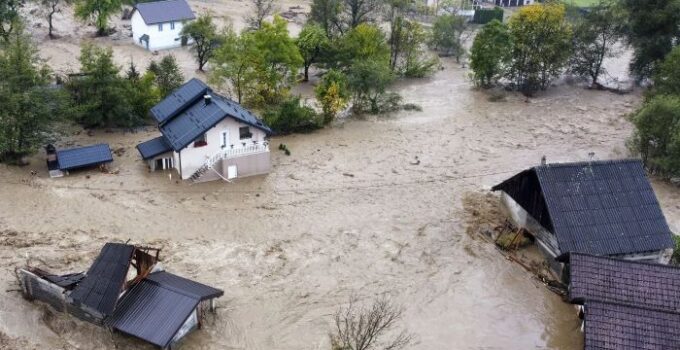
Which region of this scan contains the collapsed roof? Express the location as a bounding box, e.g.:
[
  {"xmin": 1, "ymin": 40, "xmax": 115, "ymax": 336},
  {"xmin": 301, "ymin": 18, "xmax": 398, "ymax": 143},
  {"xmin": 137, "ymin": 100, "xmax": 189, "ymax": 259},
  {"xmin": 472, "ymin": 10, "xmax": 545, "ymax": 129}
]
[{"xmin": 492, "ymin": 159, "xmax": 674, "ymax": 256}]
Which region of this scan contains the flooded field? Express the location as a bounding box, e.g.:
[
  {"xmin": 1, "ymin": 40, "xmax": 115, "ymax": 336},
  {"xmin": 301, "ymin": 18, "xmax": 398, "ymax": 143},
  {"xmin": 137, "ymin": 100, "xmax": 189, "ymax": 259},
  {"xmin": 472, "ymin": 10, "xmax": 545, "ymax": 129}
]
[{"xmin": 2, "ymin": 4, "xmax": 680, "ymax": 350}]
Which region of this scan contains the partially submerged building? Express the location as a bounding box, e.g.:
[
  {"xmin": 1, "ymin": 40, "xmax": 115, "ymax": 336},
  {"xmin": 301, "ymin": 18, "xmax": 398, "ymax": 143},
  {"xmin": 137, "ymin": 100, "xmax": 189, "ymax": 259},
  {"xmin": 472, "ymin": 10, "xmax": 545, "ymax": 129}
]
[
  {"xmin": 131, "ymin": 0, "xmax": 195, "ymax": 51},
  {"xmin": 562, "ymin": 253, "xmax": 680, "ymax": 349},
  {"xmin": 18, "ymin": 242, "xmax": 223, "ymax": 349},
  {"xmin": 137, "ymin": 78, "xmax": 273, "ymax": 183},
  {"xmin": 492, "ymin": 159, "xmax": 674, "ymax": 276},
  {"xmin": 46, "ymin": 143, "xmax": 113, "ymax": 178}
]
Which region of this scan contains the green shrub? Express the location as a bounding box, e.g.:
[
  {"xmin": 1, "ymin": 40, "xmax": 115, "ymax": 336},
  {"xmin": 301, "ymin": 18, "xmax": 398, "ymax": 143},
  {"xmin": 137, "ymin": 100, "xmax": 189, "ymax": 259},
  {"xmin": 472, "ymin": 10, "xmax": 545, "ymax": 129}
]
[
  {"xmin": 473, "ymin": 7, "xmax": 504, "ymax": 25},
  {"xmin": 672, "ymin": 235, "xmax": 680, "ymax": 265},
  {"xmin": 263, "ymin": 97, "xmax": 323, "ymax": 134},
  {"xmin": 630, "ymin": 95, "xmax": 680, "ymax": 177}
]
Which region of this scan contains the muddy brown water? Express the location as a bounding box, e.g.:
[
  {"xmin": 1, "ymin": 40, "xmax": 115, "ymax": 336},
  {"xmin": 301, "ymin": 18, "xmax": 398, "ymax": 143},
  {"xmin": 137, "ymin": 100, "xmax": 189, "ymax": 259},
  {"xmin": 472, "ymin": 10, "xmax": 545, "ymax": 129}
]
[{"xmin": 2, "ymin": 11, "xmax": 680, "ymax": 349}]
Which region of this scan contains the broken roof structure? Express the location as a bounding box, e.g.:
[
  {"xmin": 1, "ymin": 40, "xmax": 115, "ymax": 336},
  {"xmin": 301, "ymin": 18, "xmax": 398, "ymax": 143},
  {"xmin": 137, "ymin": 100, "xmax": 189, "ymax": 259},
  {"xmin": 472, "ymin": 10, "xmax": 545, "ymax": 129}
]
[
  {"xmin": 18, "ymin": 242, "xmax": 223, "ymax": 349},
  {"xmin": 564, "ymin": 253, "xmax": 680, "ymax": 349},
  {"xmin": 492, "ymin": 159, "xmax": 674, "ymax": 263}
]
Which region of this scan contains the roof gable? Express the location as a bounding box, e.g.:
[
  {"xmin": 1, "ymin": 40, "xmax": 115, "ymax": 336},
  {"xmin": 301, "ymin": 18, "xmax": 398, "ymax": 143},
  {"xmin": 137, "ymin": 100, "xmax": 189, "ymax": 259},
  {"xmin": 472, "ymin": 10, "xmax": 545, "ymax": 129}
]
[
  {"xmin": 134, "ymin": 0, "xmax": 195, "ymax": 25},
  {"xmin": 136, "ymin": 136, "xmax": 172, "ymax": 160},
  {"xmin": 493, "ymin": 159, "xmax": 674, "ymax": 256}
]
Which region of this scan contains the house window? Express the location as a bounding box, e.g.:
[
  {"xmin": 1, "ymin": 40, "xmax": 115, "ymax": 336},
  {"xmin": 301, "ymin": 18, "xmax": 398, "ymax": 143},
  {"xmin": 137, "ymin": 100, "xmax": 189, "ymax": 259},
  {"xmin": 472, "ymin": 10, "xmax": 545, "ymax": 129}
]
[
  {"xmin": 158, "ymin": 23, "xmax": 163, "ymax": 31},
  {"xmin": 239, "ymin": 127, "xmax": 252, "ymax": 140},
  {"xmin": 170, "ymin": 21, "xmax": 175, "ymax": 30},
  {"xmin": 221, "ymin": 130, "xmax": 228, "ymax": 148},
  {"xmin": 193, "ymin": 133, "xmax": 207, "ymax": 147}
]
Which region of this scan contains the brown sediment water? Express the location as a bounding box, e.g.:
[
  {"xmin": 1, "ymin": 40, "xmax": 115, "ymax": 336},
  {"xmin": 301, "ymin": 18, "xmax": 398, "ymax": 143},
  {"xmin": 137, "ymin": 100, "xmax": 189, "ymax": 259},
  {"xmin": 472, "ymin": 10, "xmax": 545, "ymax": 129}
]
[{"xmin": 2, "ymin": 4, "xmax": 680, "ymax": 349}]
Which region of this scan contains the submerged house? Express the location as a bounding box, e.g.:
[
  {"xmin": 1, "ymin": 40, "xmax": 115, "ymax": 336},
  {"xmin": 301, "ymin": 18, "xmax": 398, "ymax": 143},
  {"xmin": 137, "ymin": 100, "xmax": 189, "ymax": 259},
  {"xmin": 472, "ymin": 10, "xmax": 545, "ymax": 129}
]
[
  {"xmin": 562, "ymin": 253, "xmax": 680, "ymax": 349},
  {"xmin": 131, "ymin": 0, "xmax": 195, "ymax": 51},
  {"xmin": 18, "ymin": 243, "xmax": 223, "ymax": 349},
  {"xmin": 46, "ymin": 143, "xmax": 113, "ymax": 178},
  {"xmin": 136, "ymin": 78, "xmax": 273, "ymax": 183},
  {"xmin": 492, "ymin": 159, "xmax": 674, "ymax": 276}
]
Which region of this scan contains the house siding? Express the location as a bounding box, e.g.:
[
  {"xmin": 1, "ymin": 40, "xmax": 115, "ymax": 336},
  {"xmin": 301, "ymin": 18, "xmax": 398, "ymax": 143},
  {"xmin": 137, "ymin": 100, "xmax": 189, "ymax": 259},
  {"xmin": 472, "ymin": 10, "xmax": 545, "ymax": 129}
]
[
  {"xmin": 131, "ymin": 11, "xmax": 190, "ymax": 51},
  {"xmin": 178, "ymin": 118, "xmax": 268, "ymax": 180}
]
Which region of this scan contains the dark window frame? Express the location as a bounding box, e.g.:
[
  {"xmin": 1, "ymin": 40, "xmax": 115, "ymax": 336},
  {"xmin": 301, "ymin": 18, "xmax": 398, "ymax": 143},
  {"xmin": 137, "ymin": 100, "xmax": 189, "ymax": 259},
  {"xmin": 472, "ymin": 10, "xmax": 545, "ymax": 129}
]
[
  {"xmin": 193, "ymin": 133, "xmax": 208, "ymax": 147},
  {"xmin": 239, "ymin": 127, "xmax": 252, "ymax": 140}
]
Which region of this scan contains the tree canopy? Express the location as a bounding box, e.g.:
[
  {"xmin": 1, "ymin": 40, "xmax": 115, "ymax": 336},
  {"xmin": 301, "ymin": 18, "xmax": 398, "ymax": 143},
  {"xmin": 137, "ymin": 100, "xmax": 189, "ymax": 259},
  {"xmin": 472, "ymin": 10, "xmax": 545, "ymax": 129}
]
[
  {"xmin": 74, "ymin": 0, "xmax": 123, "ymax": 36},
  {"xmin": 296, "ymin": 23, "xmax": 329, "ymax": 81},
  {"xmin": 470, "ymin": 19, "xmax": 510, "ymax": 88},
  {"xmin": 181, "ymin": 14, "xmax": 221, "ymax": 71}
]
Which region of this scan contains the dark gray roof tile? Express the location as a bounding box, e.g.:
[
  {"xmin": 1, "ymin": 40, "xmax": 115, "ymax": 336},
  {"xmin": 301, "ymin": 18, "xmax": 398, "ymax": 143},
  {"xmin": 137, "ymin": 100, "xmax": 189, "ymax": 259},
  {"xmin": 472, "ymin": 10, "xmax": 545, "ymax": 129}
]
[
  {"xmin": 136, "ymin": 136, "xmax": 172, "ymax": 160},
  {"xmin": 56, "ymin": 144, "xmax": 113, "ymax": 171},
  {"xmin": 134, "ymin": 0, "xmax": 195, "ymax": 25}
]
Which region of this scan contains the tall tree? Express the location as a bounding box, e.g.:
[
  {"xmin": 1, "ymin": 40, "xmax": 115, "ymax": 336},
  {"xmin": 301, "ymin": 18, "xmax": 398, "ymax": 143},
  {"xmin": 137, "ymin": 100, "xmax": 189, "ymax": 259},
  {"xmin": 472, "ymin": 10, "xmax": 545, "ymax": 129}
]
[
  {"xmin": 385, "ymin": 0, "xmax": 409, "ymax": 71},
  {"xmin": 0, "ymin": 0, "xmax": 23, "ymax": 42},
  {"xmin": 620, "ymin": 0, "xmax": 680, "ymax": 81},
  {"xmin": 210, "ymin": 29, "xmax": 260, "ymax": 104},
  {"xmin": 309, "ymin": 0, "xmax": 342, "ymax": 36},
  {"xmin": 652, "ymin": 46, "xmax": 680, "ymax": 97},
  {"xmin": 506, "ymin": 3, "xmax": 572, "ymax": 95},
  {"xmin": 125, "ymin": 65, "xmax": 160, "ymax": 126},
  {"xmin": 315, "ymin": 69, "xmax": 349, "ymax": 123},
  {"xmin": 348, "ymin": 58, "xmax": 394, "ymax": 113},
  {"xmin": 147, "ymin": 55, "xmax": 184, "ymax": 97},
  {"xmin": 569, "ymin": 1, "xmax": 624, "ymax": 88},
  {"xmin": 631, "ymin": 95, "xmax": 680, "ymax": 176},
  {"xmin": 74, "ymin": 0, "xmax": 123, "ymax": 36},
  {"xmin": 181, "ymin": 14, "xmax": 220, "ymax": 71},
  {"xmin": 341, "ymin": 0, "xmax": 381, "ymax": 30},
  {"xmin": 430, "ymin": 14, "xmax": 467, "ymax": 61},
  {"xmin": 470, "ymin": 19, "xmax": 510, "ymax": 88},
  {"xmin": 0, "ymin": 25, "xmax": 69, "ymax": 162},
  {"xmin": 296, "ymin": 23, "xmax": 329, "ymax": 81},
  {"xmin": 38, "ymin": 0, "xmax": 75, "ymax": 38},
  {"xmin": 339, "ymin": 23, "xmax": 390, "ymax": 68},
  {"xmin": 247, "ymin": 0, "xmax": 277, "ymax": 30},
  {"xmin": 391, "ymin": 19, "xmax": 436, "ymax": 77}
]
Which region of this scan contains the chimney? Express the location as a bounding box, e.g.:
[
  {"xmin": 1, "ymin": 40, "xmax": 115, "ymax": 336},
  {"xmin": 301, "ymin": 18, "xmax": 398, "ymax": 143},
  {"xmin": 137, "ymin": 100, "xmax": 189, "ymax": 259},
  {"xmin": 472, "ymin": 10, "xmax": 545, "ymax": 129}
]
[{"xmin": 204, "ymin": 94, "xmax": 212, "ymax": 105}]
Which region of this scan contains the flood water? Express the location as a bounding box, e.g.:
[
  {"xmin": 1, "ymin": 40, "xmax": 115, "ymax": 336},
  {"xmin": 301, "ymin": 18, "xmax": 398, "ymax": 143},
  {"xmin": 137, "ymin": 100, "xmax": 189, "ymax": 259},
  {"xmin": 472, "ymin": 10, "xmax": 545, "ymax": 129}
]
[{"xmin": 1, "ymin": 50, "xmax": 676, "ymax": 350}]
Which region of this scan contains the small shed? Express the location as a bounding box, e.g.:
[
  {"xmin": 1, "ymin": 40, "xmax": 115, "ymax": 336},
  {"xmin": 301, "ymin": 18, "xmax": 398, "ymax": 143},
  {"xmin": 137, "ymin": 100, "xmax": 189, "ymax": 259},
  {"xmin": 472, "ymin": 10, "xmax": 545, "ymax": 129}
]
[
  {"xmin": 563, "ymin": 253, "xmax": 680, "ymax": 350},
  {"xmin": 46, "ymin": 144, "xmax": 113, "ymax": 178},
  {"xmin": 492, "ymin": 159, "xmax": 674, "ymax": 277}
]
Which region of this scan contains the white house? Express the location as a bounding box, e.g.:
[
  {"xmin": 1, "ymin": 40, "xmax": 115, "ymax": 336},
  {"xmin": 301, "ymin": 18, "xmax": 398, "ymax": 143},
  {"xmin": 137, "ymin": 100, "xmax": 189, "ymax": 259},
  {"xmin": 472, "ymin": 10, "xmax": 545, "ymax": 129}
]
[
  {"xmin": 131, "ymin": 0, "xmax": 195, "ymax": 51},
  {"xmin": 136, "ymin": 79, "xmax": 273, "ymax": 183},
  {"xmin": 492, "ymin": 0, "xmax": 534, "ymax": 7}
]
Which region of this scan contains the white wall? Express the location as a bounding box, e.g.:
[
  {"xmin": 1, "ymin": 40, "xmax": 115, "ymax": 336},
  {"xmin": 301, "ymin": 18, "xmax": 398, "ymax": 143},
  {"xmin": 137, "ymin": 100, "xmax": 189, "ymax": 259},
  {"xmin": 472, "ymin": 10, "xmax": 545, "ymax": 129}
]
[
  {"xmin": 178, "ymin": 118, "xmax": 268, "ymax": 179},
  {"xmin": 131, "ymin": 11, "xmax": 191, "ymax": 51}
]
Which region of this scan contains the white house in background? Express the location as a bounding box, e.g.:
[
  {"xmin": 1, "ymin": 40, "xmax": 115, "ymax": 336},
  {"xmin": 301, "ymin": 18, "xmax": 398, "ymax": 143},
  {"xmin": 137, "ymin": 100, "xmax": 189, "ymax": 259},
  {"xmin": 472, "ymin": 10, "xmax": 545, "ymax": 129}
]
[
  {"xmin": 131, "ymin": 0, "xmax": 195, "ymax": 51},
  {"xmin": 492, "ymin": 0, "xmax": 534, "ymax": 7},
  {"xmin": 136, "ymin": 79, "xmax": 273, "ymax": 183}
]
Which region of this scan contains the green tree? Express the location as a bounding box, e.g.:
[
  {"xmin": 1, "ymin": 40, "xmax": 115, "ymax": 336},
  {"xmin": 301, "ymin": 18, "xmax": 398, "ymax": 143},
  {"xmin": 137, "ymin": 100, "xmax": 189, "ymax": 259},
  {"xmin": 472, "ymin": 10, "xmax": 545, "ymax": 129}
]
[
  {"xmin": 339, "ymin": 23, "xmax": 390, "ymax": 68},
  {"xmin": 38, "ymin": 0, "xmax": 75, "ymax": 38},
  {"xmin": 0, "ymin": 25, "xmax": 69, "ymax": 162},
  {"xmin": 68, "ymin": 44, "xmax": 133, "ymax": 127},
  {"xmin": 181, "ymin": 14, "xmax": 221, "ymax": 71},
  {"xmin": 315, "ymin": 69, "xmax": 349, "ymax": 123},
  {"xmin": 651, "ymin": 46, "xmax": 680, "ymax": 97},
  {"xmin": 470, "ymin": 19, "xmax": 510, "ymax": 88},
  {"xmin": 430, "ymin": 14, "xmax": 467, "ymax": 61},
  {"xmin": 630, "ymin": 95, "xmax": 680, "ymax": 176},
  {"xmin": 348, "ymin": 59, "xmax": 395, "ymax": 113},
  {"xmin": 74, "ymin": 0, "xmax": 123, "ymax": 36},
  {"xmin": 296, "ymin": 23, "xmax": 329, "ymax": 81},
  {"xmin": 210, "ymin": 28, "xmax": 259, "ymax": 104},
  {"xmin": 147, "ymin": 55, "xmax": 184, "ymax": 97},
  {"xmin": 397, "ymin": 20, "xmax": 437, "ymax": 77},
  {"xmin": 506, "ymin": 3, "xmax": 572, "ymax": 95},
  {"xmin": 125, "ymin": 68, "xmax": 160, "ymax": 126},
  {"xmin": 620, "ymin": 0, "xmax": 680, "ymax": 81},
  {"xmin": 247, "ymin": 0, "xmax": 276, "ymax": 30},
  {"xmin": 0, "ymin": 0, "xmax": 22, "ymax": 42},
  {"xmin": 263, "ymin": 96, "xmax": 322, "ymax": 134},
  {"xmin": 341, "ymin": 0, "xmax": 381, "ymax": 30},
  {"xmin": 309, "ymin": 0, "xmax": 342, "ymax": 36},
  {"xmin": 569, "ymin": 1, "xmax": 624, "ymax": 88}
]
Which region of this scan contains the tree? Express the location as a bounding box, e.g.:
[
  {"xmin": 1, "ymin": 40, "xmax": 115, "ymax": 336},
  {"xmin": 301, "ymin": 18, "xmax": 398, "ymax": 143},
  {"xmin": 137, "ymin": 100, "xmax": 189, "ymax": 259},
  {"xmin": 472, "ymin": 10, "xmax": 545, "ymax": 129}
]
[
  {"xmin": 394, "ymin": 20, "xmax": 437, "ymax": 77},
  {"xmin": 340, "ymin": 23, "xmax": 390, "ymax": 68},
  {"xmin": 263, "ymin": 96, "xmax": 322, "ymax": 134},
  {"xmin": 630, "ymin": 95, "xmax": 680, "ymax": 176},
  {"xmin": 385, "ymin": 0, "xmax": 409, "ymax": 71},
  {"xmin": 430, "ymin": 14, "xmax": 467, "ymax": 61},
  {"xmin": 181, "ymin": 14, "xmax": 221, "ymax": 71},
  {"xmin": 569, "ymin": 1, "xmax": 624, "ymax": 88},
  {"xmin": 0, "ymin": 0, "xmax": 23, "ymax": 42},
  {"xmin": 506, "ymin": 3, "xmax": 572, "ymax": 95},
  {"xmin": 74, "ymin": 0, "xmax": 123, "ymax": 36},
  {"xmin": 470, "ymin": 19, "xmax": 510, "ymax": 88},
  {"xmin": 296, "ymin": 23, "xmax": 329, "ymax": 81},
  {"xmin": 125, "ymin": 68, "xmax": 160, "ymax": 126},
  {"xmin": 38, "ymin": 0, "xmax": 75, "ymax": 38},
  {"xmin": 147, "ymin": 55, "xmax": 184, "ymax": 97},
  {"xmin": 315, "ymin": 69, "xmax": 349, "ymax": 123},
  {"xmin": 341, "ymin": 0, "xmax": 381, "ymax": 30},
  {"xmin": 210, "ymin": 29, "xmax": 259, "ymax": 104},
  {"xmin": 68, "ymin": 44, "xmax": 133, "ymax": 127},
  {"xmin": 651, "ymin": 46, "xmax": 680, "ymax": 97},
  {"xmin": 247, "ymin": 0, "xmax": 276, "ymax": 30},
  {"xmin": 330, "ymin": 297, "xmax": 412, "ymax": 350},
  {"xmin": 0, "ymin": 25, "xmax": 69, "ymax": 163},
  {"xmin": 348, "ymin": 58, "xmax": 395, "ymax": 113},
  {"xmin": 620, "ymin": 0, "xmax": 680, "ymax": 81},
  {"xmin": 309, "ymin": 0, "xmax": 342, "ymax": 36}
]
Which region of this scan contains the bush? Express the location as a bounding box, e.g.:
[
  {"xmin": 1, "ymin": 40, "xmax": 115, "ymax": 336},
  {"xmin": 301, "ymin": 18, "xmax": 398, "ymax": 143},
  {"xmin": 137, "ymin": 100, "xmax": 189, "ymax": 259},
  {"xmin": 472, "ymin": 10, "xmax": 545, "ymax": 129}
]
[
  {"xmin": 672, "ymin": 235, "xmax": 680, "ymax": 265},
  {"xmin": 472, "ymin": 7, "xmax": 504, "ymax": 25},
  {"xmin": 263, "ymin": 97, "xmax": 323, "ymax": 134},
  {"xmin": 630, "ymin": 95, "xmax": 680, "ymax": 176}
]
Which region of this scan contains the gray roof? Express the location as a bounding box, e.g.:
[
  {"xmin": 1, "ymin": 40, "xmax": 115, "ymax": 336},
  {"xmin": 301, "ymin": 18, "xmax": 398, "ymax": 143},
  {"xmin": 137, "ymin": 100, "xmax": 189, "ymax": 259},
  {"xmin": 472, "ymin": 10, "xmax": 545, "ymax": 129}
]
[
  {"xmin": 69, "ymin": 243, "xmax": 134, "ymax": 316},
  {"xmin": 106, "ymin": 271, "xmax": 222, "ymax": 348},
  {"xmin": 134, "ymin": 0, "xmax": 195, "ymax": 25},
  {"xmin": 136, "ymin": 136, "xmax": 172, "ymax": 160},
  {"xmin": 567, "ymin": 253, "xmax": 680, "ymax": 313},
  {"xmin": 139, "ymin": 78, "xmax": 272, "ymax": 155},
  {"xmin": 56, "ymin": 144, "xmax": 113, "ymax": 171},
  {"xmin": 583, "ymin": 301, "xmax": 680, "ymax": 350},
  {"xmin": 492, "ymin": 159, "xmax": 674, "ymax": 256}
]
